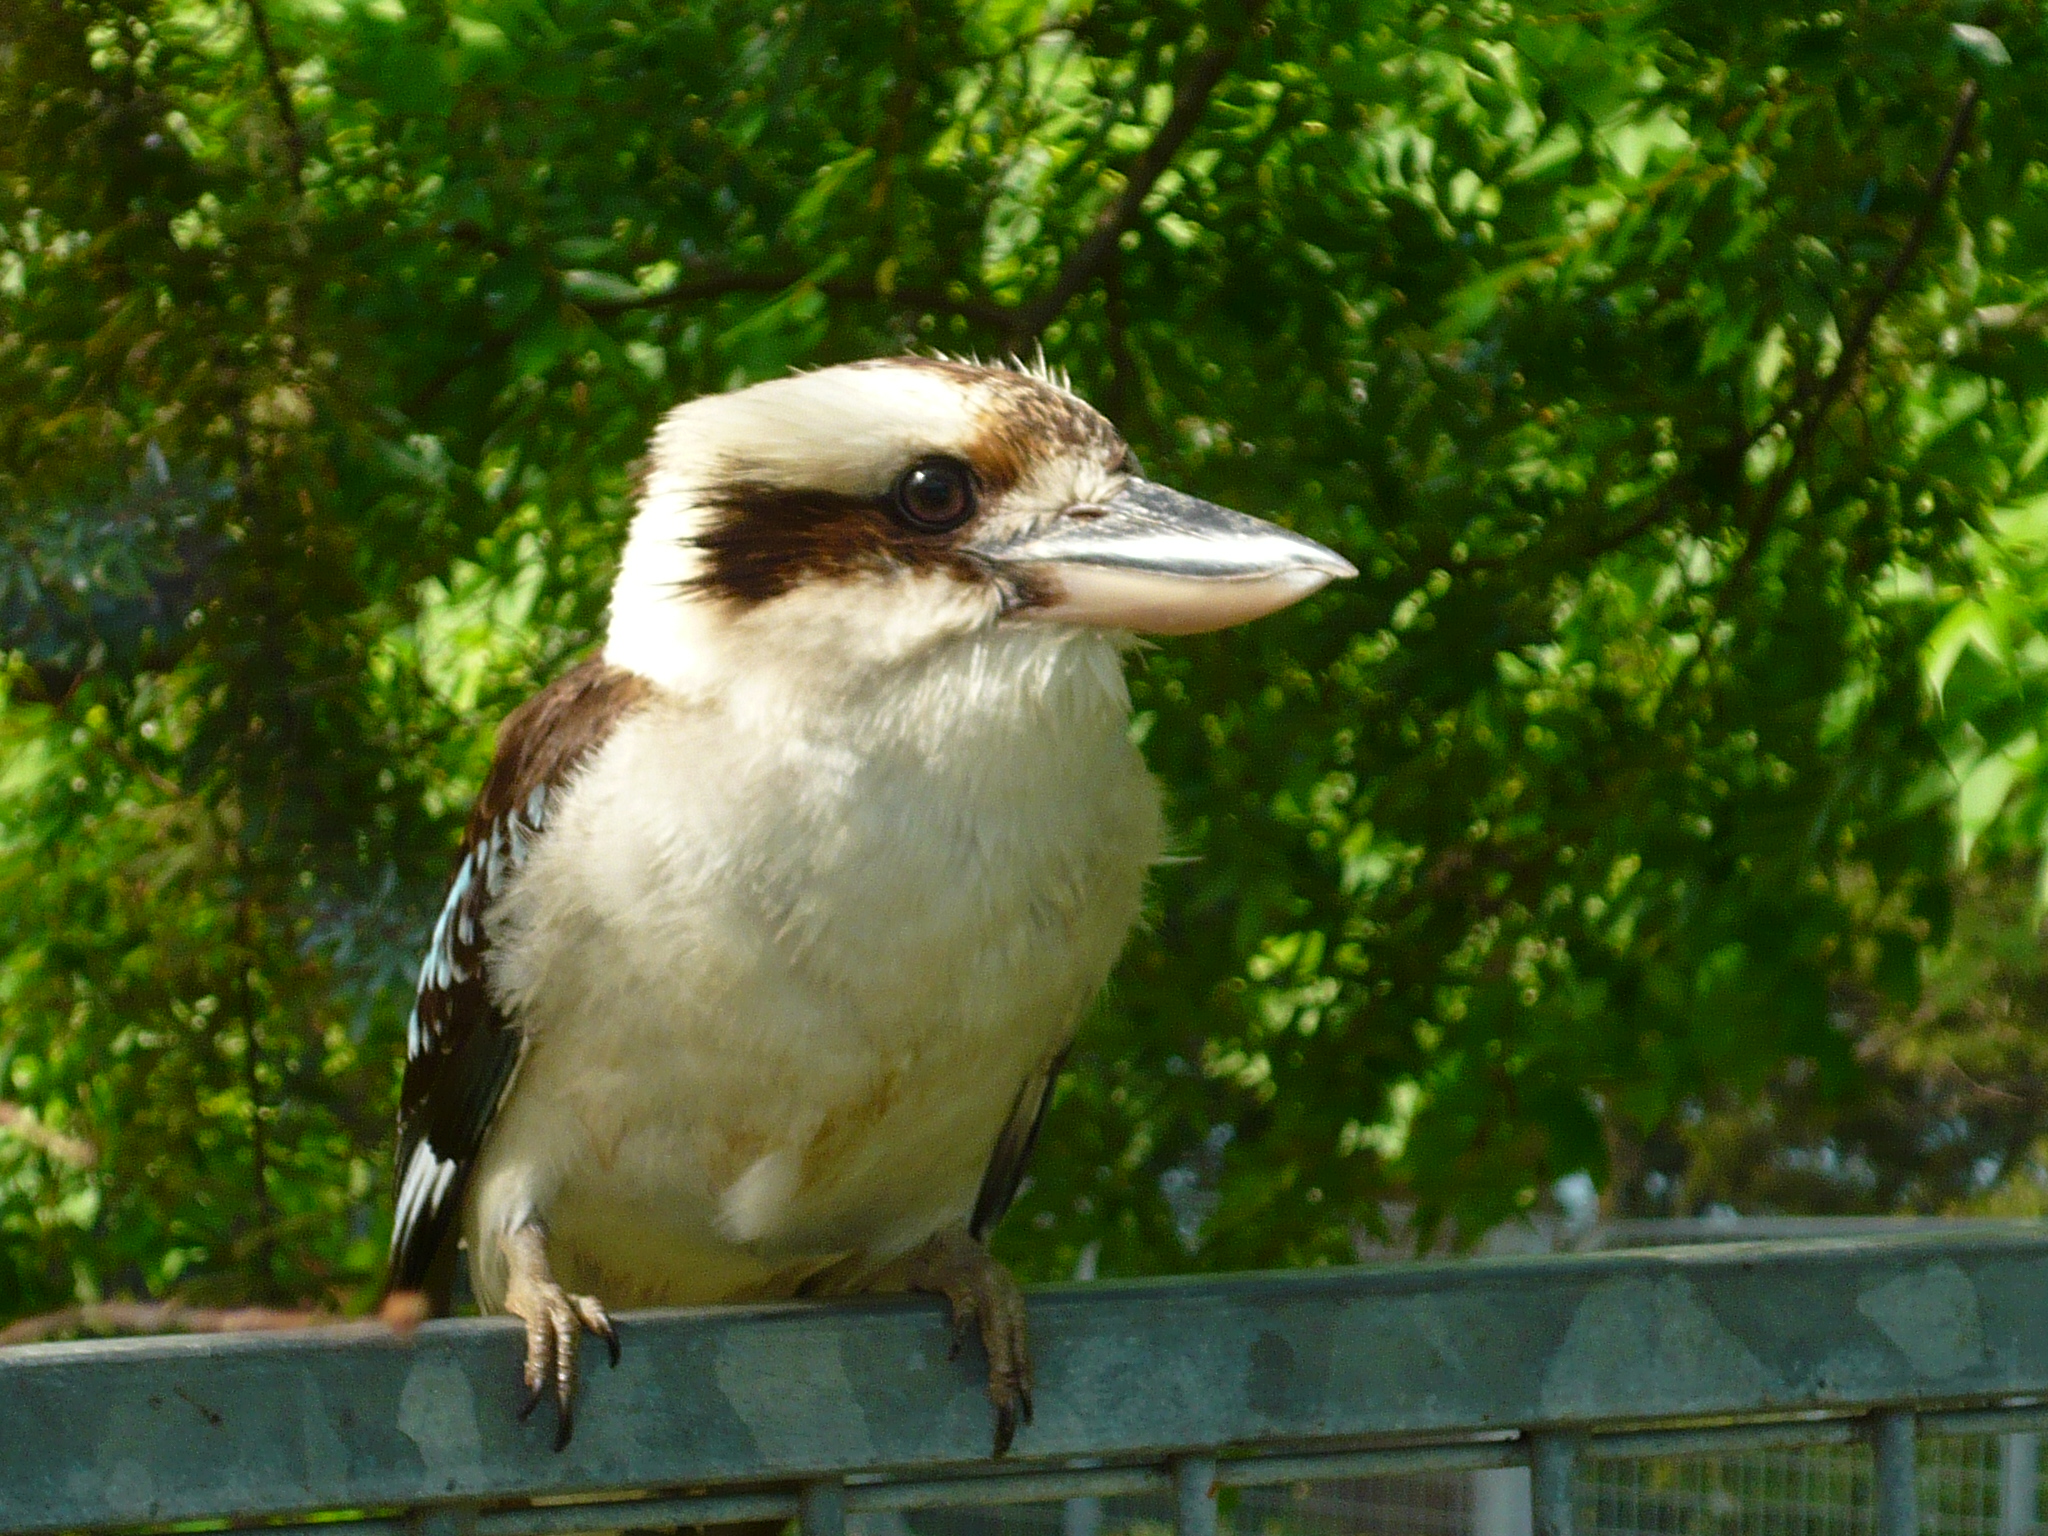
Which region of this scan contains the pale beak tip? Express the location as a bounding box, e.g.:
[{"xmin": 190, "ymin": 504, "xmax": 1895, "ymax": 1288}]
[
  {"xmin": 1277, "ymin": 528, "xmax": 1356, "ymax": 584},
  {"xmin": 1276, "ymin": 564, "xmax": 1342, "ymax": 606}
]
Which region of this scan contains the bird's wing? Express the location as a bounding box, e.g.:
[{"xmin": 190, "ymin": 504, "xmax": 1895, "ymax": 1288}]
[
  {"xmin": 969, "ymin": 1045, "xmax": 1070, "ymax": 1241},
  {"xmin": 387, "ymin": 658, "xmax": 651, "ymax": 1309}
]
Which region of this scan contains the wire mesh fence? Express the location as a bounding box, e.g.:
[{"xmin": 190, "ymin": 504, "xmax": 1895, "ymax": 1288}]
[
  {"xmin": 887, "ymin": 1434, "xmax": 2043, "ymax": 1536},
  {"xmin": 1576, "ymin": 1436, "xmax": 2037, "ymax": 1536}
]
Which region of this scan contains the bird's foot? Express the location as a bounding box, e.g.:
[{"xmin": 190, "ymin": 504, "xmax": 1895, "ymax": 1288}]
[
  {"xmin": 501, "ymin": 1222, "xmax": 619, "ymax": 1452},
  {"xmin": 904, "ymin": 1227, "xmax": 1032, "ymax": 1457}
]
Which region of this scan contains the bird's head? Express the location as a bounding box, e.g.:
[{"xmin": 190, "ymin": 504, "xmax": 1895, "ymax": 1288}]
[{"xmin": 605, "ymin": 357, "xmax": 1354, "ymax": 695}]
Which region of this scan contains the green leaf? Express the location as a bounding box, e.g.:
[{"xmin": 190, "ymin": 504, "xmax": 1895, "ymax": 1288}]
[
  {"xmin": 559, "ymin": 269, "xmax": 646, "ymax": 305},
  {"xmin": 1925, "ymin": 601, "xmax": 2005, "ymax": 703}
]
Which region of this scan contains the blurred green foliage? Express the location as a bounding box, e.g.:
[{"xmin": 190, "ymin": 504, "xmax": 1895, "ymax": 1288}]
[{"xmin": 4, "ymin": 0, "xmax": 2048, "ymax": 1322}]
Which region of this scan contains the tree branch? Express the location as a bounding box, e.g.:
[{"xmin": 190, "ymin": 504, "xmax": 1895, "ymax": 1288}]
[
  {"xmin": 243, "ymin": 0, "xmax": 305, "ymax": 194},
  {"xmin": 403, "ymin": 6, "xmax": 1269, "ymax": 418},
  {"xmin": 1008, "ymin": 2, "xmax": 1270, "ymax": 343},
  {"xmin": 1812, "ymin": 82, "xmax": 1983, "ymax": 439},
  {"xmin": 0, "ymin": 1292, "xmax": 432, "ymax": 1347},
  {"xmin": 0, "ymin": 1301, "xmax": 329, "ymax": 1346},
  {"xmin": 1723, "ymin": 79, "xmax": 1981, "ymax": 601}
]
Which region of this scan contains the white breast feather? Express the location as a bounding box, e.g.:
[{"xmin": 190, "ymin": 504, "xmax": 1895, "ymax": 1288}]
[{"xmin": 462, "ymin": 624, "xmax": 1160, "ymax": 1310}]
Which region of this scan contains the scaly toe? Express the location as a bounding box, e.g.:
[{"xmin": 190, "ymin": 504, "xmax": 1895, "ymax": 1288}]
[
  {"xmin": 507, "ymin": 1281, "xmax": 618, "ymax": 1452},
  {"xmin": 946, "ymin": 1296, "xmax": 978, "ymax": 1361},
  {"xmin": 905, "ymin": 1230, "xmax": 1037, "ymax": 1458},
  {"xmin": 517, "ymin": 1310, "xmax": 556, "ymax": 1420}
]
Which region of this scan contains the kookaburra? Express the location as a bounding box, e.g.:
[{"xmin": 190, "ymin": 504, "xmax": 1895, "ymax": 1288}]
[{"xmin": 386, "ymin": 356, "xmax": 1353, "ymax": 1454}]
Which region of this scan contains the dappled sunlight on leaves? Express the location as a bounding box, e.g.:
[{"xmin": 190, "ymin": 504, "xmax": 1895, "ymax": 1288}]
[{"xmin": 3, "ymin": 0, "xmax": 2047, "ymax": 1317}]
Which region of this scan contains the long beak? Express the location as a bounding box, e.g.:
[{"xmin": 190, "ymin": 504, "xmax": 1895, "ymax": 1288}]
[{"xmin": 975, "ymin": 479, "xmax": 1357, "ymax": 635}]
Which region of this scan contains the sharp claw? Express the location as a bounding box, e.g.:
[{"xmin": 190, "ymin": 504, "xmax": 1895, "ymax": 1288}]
[
  {"xmin": 502, "ymin": 1235, "xmax": 611, "ymax": 1453},
  {"xmin": 906, "ymin": 1232, "xmax": 1034, "ymax": 1461},
  {"xmin": 511, "ymin": 1298, "xmax": 612, "ymax": 1448}
]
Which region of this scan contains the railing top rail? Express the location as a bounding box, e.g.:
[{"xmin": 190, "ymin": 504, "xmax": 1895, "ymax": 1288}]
[{"xmin": 5, "ymin": 1228, "xmax": 2048, "ymax": 1534}]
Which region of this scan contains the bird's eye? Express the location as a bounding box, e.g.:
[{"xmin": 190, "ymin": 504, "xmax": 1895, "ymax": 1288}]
[{"xmin": 893, "ymin": 457, "xmax": 976, "ymax": 532}]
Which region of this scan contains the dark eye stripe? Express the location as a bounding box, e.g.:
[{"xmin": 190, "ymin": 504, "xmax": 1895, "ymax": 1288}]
[{"xmin": 687, "ymin": 478, "xmax": 984, "ymax": 606}]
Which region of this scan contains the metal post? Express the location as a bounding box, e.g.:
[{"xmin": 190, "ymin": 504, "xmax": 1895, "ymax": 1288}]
[
  {"xmin": 800, "ymin": 1478, "xmax": 847, "ymax": 1536},
  {"xmin": 1474, "ymin": 1465, "xmax": 1535, "ymax": 1536},
  {"xmin": 1063, "ymin": 1455, "xmax": 1105, "ymax": 1536},
  {"xmin": 1063, "ymin": 1493, "xmax": 1105, "ymax": 1536},
  {"xmin": 2002, "ymin": 1434, "xmax": 2039, "ymax": 1536},
  {"xmin": 1874, "ymin": 1409, "xmax": 1918, "ymax": 1536},
  {"xmin": 1528, "ymin": 1433, "xmax": 1580, "ymax": 1536},
  {"xmin": 1173, "ymin": 1455, "xmax": 1219, "ymax": 1536}
]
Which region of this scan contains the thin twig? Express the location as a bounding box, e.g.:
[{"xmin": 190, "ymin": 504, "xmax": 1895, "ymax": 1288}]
[
  {"xmin": 1008, "ymin": 2, "xmax": 1271, "ymax": 343},
  {"xmin": 101, "ymin": 734, "xmax": 185, "ymax": 800},
  {"xmin": 403, "ymin": 329, "xmax": 520, "ymax": 418},
  {"xmin": 1464, "ymin": 491, "xmax": 1680, "ymax": 574},
  {"xmin": 242, "ymin": 0, "xmax": 305, "ymax": 193}
]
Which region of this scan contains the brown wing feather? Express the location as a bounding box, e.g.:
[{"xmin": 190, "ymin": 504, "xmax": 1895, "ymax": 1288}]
[{"xmin": 386, "ymin": 658, "xmax": 650, "ymax": 1308}]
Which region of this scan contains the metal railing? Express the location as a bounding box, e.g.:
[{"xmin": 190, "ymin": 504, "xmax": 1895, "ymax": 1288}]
[{"xmin": 6, "ymin": 1230, "xmax": 2048, "ymax": 1536}]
